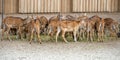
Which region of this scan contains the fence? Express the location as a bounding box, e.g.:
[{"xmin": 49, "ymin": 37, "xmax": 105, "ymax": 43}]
[
  {"xmin": 0, "ymin": 0, "xmax": 18, "ymax": 14},
  {"xmin": 73, "ymin": 0, "xmax": 118, "ymax": 12},
  {"xmin": 19, "ymin": 0, "xmax": 61, "ymax": 13},
  {"xmin": 19, "ymin": 0, "xmax": 72, "ymax": 13},
  {"xmin": 0, "ymin": 0, "xmax": 120, "ymax": 14}
]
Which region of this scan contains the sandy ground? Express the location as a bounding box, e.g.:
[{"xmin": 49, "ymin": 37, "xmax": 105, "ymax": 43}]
[
  {"xmin": 0, "ymin": 13, "xmax": 120, "ymax": 60},
  {"xmin": 0, "ymin": 40, "xmax": 120, "ymax": 60}
]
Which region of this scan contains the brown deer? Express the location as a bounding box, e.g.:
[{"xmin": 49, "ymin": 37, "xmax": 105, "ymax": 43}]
[
  {"xmin": 55, "ymin": 18, "xmax": 83, "ymax": 43},
  {"xmin": 48, "ymin": 15, "xmax": 60, "ymax": 36},
  {"xmin": 104, "ymin": 18, "xmax": 119, "ymax": 38},
  {"xmin": 86, "ymin": 15, "xmax": 105, "ymax": 42},
  {"xmin": 38, "ymin": 16, "xmax": 48, "ymax": 35},
  {"xmin": 77, "ymin": 15, "xmax": 88, "ymax": 40},
  {"xmin": 22, "ymin": 16, "xmax": 42, "ymax": 44},
  {"xmin": 1, "ymin": 16, "xmax": 25, "ymax": 41}
]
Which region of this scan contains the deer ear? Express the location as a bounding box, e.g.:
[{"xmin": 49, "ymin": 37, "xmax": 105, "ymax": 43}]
[
  {"xmin": 28, "ymin": 16, "xmax": 32, "ymax": 18},
  {"xmin": 36, "ymin": 16, "xmax": 40, "ymax": 19},
  {"xmin": 101, "ymin": 18, "xmax": 104, "ymax": 21},
  {"xmin": 75, "ymin": 14, "xmax": 78, "ymax": 18}
]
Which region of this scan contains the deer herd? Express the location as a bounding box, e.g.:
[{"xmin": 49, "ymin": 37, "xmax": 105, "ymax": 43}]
[{"xmin": 1, "ymin": 14, "xmax": 120, "ymax": 44}]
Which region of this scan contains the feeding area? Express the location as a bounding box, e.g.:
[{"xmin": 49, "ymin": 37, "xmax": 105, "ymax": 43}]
[{"xmin": 0, "ymin": 0, "xmax": 120, "ymax": 60}]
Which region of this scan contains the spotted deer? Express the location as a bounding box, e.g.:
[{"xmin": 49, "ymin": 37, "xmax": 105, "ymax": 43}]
[
  {"xmin": 86, "ymin": 15, "xmax": 105, "ymax": 42},
  {"xmin": 1, "ymin": 16, "xmax": 25, "ymax": 41}
]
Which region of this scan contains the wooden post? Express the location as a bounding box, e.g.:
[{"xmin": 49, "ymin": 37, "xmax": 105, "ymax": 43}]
[
  {"xmin": 38, "ymin": 0, "xmax": 40, "ymax": 13},
  {"xmin": 119, "ymin": 0, "xmax": 120, "ymax": 11},
  {"xmin": 94, "ymin": 0, "xmax": 98, "ymax": 12},
  {"xmin": 86, "ymin": 0, "xmax": 88, "ymax": 12},
  {"xmin": 1, "ymin": 0, "xmax": 4, "ymax": 29},
  {"xmin": 0, "ymin": 0, "xmax": 1, "ymax": 13}
]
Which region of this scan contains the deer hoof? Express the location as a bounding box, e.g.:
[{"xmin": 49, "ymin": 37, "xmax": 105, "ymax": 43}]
[
  {"xmin": 29, "ymin": 42, "xmax": 31, "ymax": 44},
  {"xmin": 39, "ymin": 42, "xmax": 42, "ymax": 44}
]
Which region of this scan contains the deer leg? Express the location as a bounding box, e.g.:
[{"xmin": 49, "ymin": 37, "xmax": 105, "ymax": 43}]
[
  {"xmin": 48, "ymin": 28, "xmax": 53, "ymax": 40},
  {"xmin": 87, "ymin": 25, "xmax": 91, "ymax": 41},
  {"xmin": 19, "ymin": 28, "xmax": 24, "ymax": 40},
  {"xmin": 101, "ymin": 29, "xmax": 104, "ymax": 42},
  {"xmin": 50, "ymin": 33, "xmax": 54, "ymax": 41},
  {"xmin": 109, "ymin": 28, "xmax": 115, "ymax": 40},
  {"xmin": 1, "ymin": 29, "xmax": 5, "ymax": 41},
  {"xmin": 37, "ymin": 33, "xmax": 41, "ymax": 44},
  {"xmin": 55, "ymin": 27, "xmax": 61, "ymax": 43},
  {"xmin": 97, "ymin": 23, "xmax": 100, "ymax": 42},
  {"xmin": 104, "ymin": 29, "xmax": 109, "ymax": 40},
  {"xmin": 101, "ymin": 32, "xmax": 104, "ymax": 42},
  {"xmin": 87, "ymin": 31, "xmax": 89, "ymax": 41},
  {"xmin": 114, "ymin": 26, "xmax": 118, "ymax": 40},
  {"xmin": 49, "ymin": 27, "xmax": 56, "ymax": 41},
  {"xmin": 98, "ymin": 32, "xmax": 103, "ymax": 42},
  {"xmin": 80, "ymin": 30, "xmax": 83, "ymax": 40},
  {"xmin": 73, "ymin": 31, "xmax": 77, "ymax": 42},
  {"xmin": 29, "ymin": 30, "xmax": 34, "ymax": 44},
  {"xmin": 116, "ymin": 25, "xmax": 119, "ymax": 39},
  {"xmin": 48, "ymin": 26, "xmax": 52, "ymax": 36},
  {"xmin": 97, "ymin": 31, "xmax": 100, "ymax": 42},
  {"xmin": 62, "ymin": 31, "xmax": 68, "ymax": 43},
  {"xmin": 6, "ymin": 27, "xmax": 12, "ymax": 41},
  {"xmin": 21, "ymin": 34, "xmax": 25, "ymax": 41},
  {"xmin": 32, "ymin": 32, "xmax": 35, "ymax": 41},
  {"xmin": 79, "ymin": 30, "xmax": 81, "ymax": 40},
  {"xmin": 16, "ymin": 31, "xmax": 19, "ymax": 40},
  {"xmin": 83, "ymin": 31, "xmax": 85, "ymax": 39},
  {"xmin": 102, "ymin": 23, "xmax": 105, "ymax": 41},
  {"xmin": 36, "ymin": 28, "xmax": 42, "ymax": 44},
  {"xmin": 16, "ymin": 29, "xmax": 22, "ymax": 40},
  {"xmin": 90, "ymin": 31, "xmax": 93, "ymax": 42},
  {"xmin": 44, "ymin": 28, "xmax": 47, "ymax": 35},
  {"xmin": 76, "ymin": 31, "xmax": 80, "ymax": 41}
]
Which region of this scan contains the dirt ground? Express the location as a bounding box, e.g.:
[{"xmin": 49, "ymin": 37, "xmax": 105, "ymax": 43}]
[
  {"xmin": 0, "ymin": 13, "xmax": 120, "ymax": 60},
  {"xmin": 0, "ymin": 39, "xmax": 120, "ymax": 60}
]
